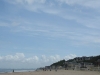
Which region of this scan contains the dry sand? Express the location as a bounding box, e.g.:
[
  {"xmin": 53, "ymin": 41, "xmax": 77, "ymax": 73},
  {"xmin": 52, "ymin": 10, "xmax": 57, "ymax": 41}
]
[{"xmin": 0, "ymin": 70, "xmax": 100, "ymax": 75}]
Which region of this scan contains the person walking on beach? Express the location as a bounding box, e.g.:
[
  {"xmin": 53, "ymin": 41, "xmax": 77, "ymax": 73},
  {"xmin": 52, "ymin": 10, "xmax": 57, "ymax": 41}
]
[
  {"xmin": 55, "ymin": 66, "xmax": 57, "ymax": 72},
  {"xmin": 50, "ymin": 67, "xmax": 51, "ymax": 71},
  {"xmin": 13, "ymin": 69, "xmax": 14, "ymax": 73}
]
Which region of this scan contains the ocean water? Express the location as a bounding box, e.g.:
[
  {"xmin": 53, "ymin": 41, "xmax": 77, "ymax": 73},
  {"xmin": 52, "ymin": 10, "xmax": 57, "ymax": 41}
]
[{"xmin": 0, "ymin": 69, "xmax": 35, "ymax": 73}]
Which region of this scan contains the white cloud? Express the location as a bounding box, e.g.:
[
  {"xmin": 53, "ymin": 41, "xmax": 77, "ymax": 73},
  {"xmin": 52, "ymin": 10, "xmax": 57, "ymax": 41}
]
[
  {"xmin": 2, "ymin": 0, "xmax": 100, "ymax": 45},
  {"xmin": 64, "ymin": 54, "xmax": 77, "ymax": 60},
  {"xmin": 25, "ymin": 56, "xmax": 39, "ymax": 63},
  {"xmin": 0, "ymin": 53, "xmax": 76, "ymax": 68},
  {"xmin": 4, "ymin": 0, "xmax": 100, "ymax": 28},
  {"xmin": 26, "ymin": 0, "xmax": 46, "ymax": 4},
  {"xmin": 7, "ymin": 0, "xmax": 100, "ymax": 9},
  {"xmin": 57, "ymin": 0, "xmax": 100, "ymax": 8},
  {"xmin": 6, "ymin": 0, "xmax": 46, "ymax": 4},
  {"xmin": 0, "ymin": 53, "xmax": 25, "ymax": 61}
]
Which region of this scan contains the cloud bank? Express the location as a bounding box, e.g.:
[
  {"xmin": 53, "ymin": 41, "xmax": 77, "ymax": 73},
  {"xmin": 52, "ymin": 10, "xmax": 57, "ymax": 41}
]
[{"xmin": 0, "ymin": 53, "xmax": 76, "ymax": 68}]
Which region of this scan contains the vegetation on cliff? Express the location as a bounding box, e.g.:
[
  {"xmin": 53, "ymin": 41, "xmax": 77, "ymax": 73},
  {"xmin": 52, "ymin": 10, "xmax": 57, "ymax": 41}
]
[{"xmin": 50, "ymin": 55, "xmax": 100, "ymax": 66}]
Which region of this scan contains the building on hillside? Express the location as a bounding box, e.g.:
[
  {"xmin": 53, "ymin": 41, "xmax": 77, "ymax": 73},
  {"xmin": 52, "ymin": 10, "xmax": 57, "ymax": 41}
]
[
  {"xmin": 57, "ymin": 66, "xmax": 63, "ymax": 69},
  {"xmin": 51, "ymin": 65, "xmax": 56, "ymax": 69},
  {"xmin": 74, "ymin": 62, "xmax": 94, "ymax": 70},
  {"xmin": 97, "ymin": 59, "xmax": 100, "ymax": 71},
  {"xmin": 64, "ymin": 61, "xmax": 78, "ymax": 69},
  {"xmin": 45, "ymin": 66, "xmax": 51, "ymax": 70},
  {"xmin": 74, "ymin": 63, "xmax": 81, "ymax": 70},
  {"xmin": 97, "ymin": 59, "xmax": 100, "ymax": 66},
  {"xmin": 65, "ymin": 61, "xmax": 94, "ymax": 70},
  {"xmin": 74, "ymin": 56, "xmax": 91, "ymax": 62},
  {"xmin": 85, "ymin": 63, "xmax": 94, "ymax": 70}
]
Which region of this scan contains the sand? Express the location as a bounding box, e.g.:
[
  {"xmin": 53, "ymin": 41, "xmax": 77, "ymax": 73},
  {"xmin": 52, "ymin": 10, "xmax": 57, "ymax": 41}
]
[{"xmin": 0, "ymin": 70, "xmax": 100, "ymax": 75}]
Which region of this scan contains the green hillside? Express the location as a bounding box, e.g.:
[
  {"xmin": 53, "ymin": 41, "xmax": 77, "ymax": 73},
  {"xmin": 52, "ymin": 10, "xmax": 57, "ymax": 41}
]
[{"xmin": 50, "ymin": 55, "xmax": 100, "ymax": 67}]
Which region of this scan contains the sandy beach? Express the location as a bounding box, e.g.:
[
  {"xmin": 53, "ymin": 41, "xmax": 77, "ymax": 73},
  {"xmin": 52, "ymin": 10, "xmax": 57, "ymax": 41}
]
[{"xmin": 0, "ymin": 70, "xmax": 100, "ymax": 75}]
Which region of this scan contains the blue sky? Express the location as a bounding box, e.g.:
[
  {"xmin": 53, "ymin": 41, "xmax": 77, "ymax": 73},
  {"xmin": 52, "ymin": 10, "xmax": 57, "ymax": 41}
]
[{"xmin": 0, "ymin": 0, "xmax": 100, "ymax": 68}]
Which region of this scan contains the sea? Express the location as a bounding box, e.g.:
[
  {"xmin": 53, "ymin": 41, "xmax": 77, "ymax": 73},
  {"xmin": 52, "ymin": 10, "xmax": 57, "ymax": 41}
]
[{"xmin": 0, "ymin": 69, "xmax": 36, "ymax": 73}]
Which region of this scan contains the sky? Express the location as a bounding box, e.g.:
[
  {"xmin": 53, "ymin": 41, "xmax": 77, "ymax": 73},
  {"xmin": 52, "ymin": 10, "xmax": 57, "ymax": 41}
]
[{"xmin": 0, "ymin": 0, "xmax": 100, "ymax": 69}]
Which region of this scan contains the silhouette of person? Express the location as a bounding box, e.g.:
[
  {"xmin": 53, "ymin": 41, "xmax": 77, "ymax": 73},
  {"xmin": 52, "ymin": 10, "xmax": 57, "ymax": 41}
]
[{"xmin": 13, "ymin": 69, "xmax": 14, "ymax": 72}]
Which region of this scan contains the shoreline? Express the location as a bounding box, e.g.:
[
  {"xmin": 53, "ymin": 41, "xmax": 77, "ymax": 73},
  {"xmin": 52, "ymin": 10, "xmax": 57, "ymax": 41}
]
[{"xmin": 0, "ymin": 69, "xmax": 35, "ymax": 74}]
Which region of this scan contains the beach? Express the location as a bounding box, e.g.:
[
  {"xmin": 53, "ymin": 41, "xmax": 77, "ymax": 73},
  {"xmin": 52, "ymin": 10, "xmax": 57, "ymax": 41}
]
[{"xmin": 0, "ymin": 70, "xmax": 100, "ymax": 75}]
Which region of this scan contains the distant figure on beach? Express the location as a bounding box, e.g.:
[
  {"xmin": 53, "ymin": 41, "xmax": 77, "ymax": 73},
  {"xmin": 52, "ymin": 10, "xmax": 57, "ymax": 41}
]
[
  {"xmin": 45, "ymin": 68, "xmax": 46, "ymax": 71},
  {"xmin": 65, "ymin": 63, "xmax": 68, "ymax": 70},
  {"xmin": 50, "ymin": 67, "xmax": 51, "ymax": 71},
  {"xmin": 43, "ymin": 68, "xmax": 44, "ymax": 71},
  {"xmin": 13, "ymin": 69, "xmax": 14, "ymax": 72},
  {"xmin": 55, "ymin": 68, "xmax": 57, "ymax": 71},
  {"xmin": 55, "ymin": 67, "xmax": 57, "ymax": 72}
]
